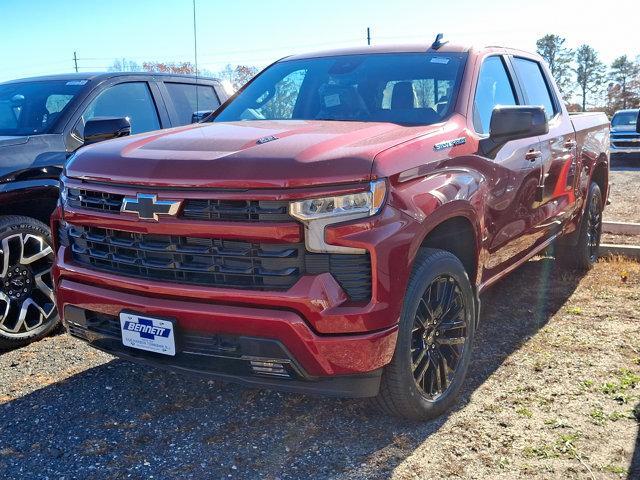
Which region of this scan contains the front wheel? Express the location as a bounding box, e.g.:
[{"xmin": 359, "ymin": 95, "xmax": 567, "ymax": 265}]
[
  {"xmin": 0, "ymin": 216, "xmax": 59, "ymax": 349},
  {"xmin": 372, "ymin": 248, "xmax": 476, "ymax": 420}
]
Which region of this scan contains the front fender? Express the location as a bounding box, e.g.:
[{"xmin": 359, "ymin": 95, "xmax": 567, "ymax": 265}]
[{"xmin": 388, "ymin": 168, "xmax": 487, "ymax": 276}]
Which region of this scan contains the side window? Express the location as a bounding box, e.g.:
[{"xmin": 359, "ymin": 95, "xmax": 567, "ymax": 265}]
[
  {"xmin": 473, "ymin": 56, "xmax": 517, "ymax": 134},
  {"xmin": 165, "ymin": 83, "xmax": 220, "ymax": 125},
  {"xmin": 512, "ymin": 58, "xmax": 557, "ymax": 120},
  {"xmin": 81, "ymin": 82, "xmax": 160, "ymax": 135}
]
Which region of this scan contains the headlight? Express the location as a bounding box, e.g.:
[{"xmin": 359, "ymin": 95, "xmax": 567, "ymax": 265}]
[
  {"xmin": 289, "ymin": 179, "xmax": 387, "ymax": 254},
  {"xmin": 289, "ymin": 179, "xmax": 387, "ymax": 221}
]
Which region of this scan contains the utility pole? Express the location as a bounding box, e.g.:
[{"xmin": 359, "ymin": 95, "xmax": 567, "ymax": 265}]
[
  {"xmin": 367, "ymin": 27, "xmax": 371, "ymax": 46},
  {"xmin": 73, "ymin": 51, "xmax": 78, "ymax": 73}
]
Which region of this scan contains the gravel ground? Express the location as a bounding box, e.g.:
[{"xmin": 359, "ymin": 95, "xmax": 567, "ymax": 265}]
[
  {"xmin": 606, "ymin": 161, "xmax": 640, "ymax": 225},
  {"xmin": 1, "ymin": 258, "xmax": 639, "ymax": 479}
]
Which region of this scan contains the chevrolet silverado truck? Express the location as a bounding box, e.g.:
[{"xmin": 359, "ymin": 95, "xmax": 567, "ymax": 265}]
[
  {"xmin": 53, "ymin": 39, "xmax": 609, "ymax": 420},
  {"xmin": 610, "ymin": 108, "xmax": 640, "ymax": 160},
  {"xmin": 0, "ymin": 72, "xmax": 227, "ymax": 348}
]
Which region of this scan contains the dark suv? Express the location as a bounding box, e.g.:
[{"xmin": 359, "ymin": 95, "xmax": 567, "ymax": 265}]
[{"xmin": 0, "ymin": 72, "xmax": 228, "ymax": 348}]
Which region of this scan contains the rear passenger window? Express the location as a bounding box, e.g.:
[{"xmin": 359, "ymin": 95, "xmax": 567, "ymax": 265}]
[
  {"xmin": 473, "ymin": 56, "xmax": 517, "ymax": 134},
  {"xmin": 165, "ymin": 83, "xmax": 220, "ymax": 125},
  {"xmin": 512, "ymin": 58, "xmax": 557, "ymax": 120}
]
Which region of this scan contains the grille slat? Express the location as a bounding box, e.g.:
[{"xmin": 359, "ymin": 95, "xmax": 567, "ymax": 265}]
[
  {"xmin": 62, "ymin": 224, "xmax": 372, "ymax": 300},
  {"xmin": 67, "ymin": 225, "xmax": 304, "ymax": 291},
  {"xmin": 67, "ymin": 189, "xmax": 290, "ymax": 222}
]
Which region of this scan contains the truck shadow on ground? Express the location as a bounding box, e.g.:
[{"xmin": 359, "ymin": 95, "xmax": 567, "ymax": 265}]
[{"xmin": 0, "ymin": 257, "xmax": 582, "ymax": 479}]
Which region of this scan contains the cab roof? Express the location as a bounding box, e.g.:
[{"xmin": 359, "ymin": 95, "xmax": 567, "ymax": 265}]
[
  {"xmin": 283, "ymin": 43, "xmax": 472, "ymax": 61},
  {"xmin": 1, "ymin": 71, "xmax": 220, "ymax": 85}
]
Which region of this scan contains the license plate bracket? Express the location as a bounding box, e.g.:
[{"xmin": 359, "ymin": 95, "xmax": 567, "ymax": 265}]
[{"xmin": 119, "ymin": 312, "xmax": 176, "ymax": 356}]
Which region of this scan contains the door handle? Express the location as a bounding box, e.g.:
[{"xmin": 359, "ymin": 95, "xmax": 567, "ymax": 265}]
[
  {"xmin": 564, "ymin": 139, "xmax": 577, "ymax": 149},
  {"xmin": 525, "ymin": 149, "xmax": 542, "ymax": 161}
]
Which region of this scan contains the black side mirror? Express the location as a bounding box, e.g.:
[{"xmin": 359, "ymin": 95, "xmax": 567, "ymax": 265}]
[
  {"xmin": 490, "ymin": 106, "xmax": 548, "ymax": 141},
  {"xmin": 191, "ymin": 110, "xmax": 214, "ymax": 123},
  {"xmin": 480, "ymin": 106, "xmax": 548, "ymax": 157},
  {"xmin": 636, "ymin": 111, "xmax": 640, "ymax": 134},
  {"xmin": 84, "ymin": 117, "xmax": 131, "ymax": 145}
]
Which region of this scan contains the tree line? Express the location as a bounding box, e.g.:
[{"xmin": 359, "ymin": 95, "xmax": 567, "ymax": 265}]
[
  {"xmin": 536, "ymin": 34, "xmax": 639, "ymax": 115},
  {"xmin": 107, "ymin": 59, "xmax": 258, "ymax": 93}
]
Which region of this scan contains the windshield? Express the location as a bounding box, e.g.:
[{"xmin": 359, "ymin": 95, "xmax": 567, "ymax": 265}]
[
  {"xmin": 214, "ymin": 53, "xmax": 466, "ymax": 126},
  {"xmin": 0, "ymin": 80, "xmax": 86, "ymax": 136},
  {"xmin": 611, "ymin": 111, "xmax": 638, "ymax": 128}
]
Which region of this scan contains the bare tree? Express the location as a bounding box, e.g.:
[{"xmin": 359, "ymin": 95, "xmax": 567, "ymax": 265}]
[
  {"xmin": 141, "ymin": 62, "xmax": 196, "ymax": 74},
  {"xmin": 574, "ymin": 45, "xmax": 606, "ymax": 111},
  {"xmin": 107, "ymin": 58, "xmax": 142, "ymax": 72},
  {"xmin": 232, "ymin": 65, "xmax": 259, "ymax": 91},
  {"xmin": 536, "ymin": 34, "xmax": 573, "ymax": 95}
]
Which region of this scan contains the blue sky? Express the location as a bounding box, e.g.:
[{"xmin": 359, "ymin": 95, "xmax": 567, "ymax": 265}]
[{"xmin": 1, "ymin": 0, "xmax": 639, "ymax": 82}]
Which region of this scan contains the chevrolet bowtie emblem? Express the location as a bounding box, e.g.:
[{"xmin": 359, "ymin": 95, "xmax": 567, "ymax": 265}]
[{"xmin": 121, "ymin": 194, "xmax": 181, "ymax": 221}]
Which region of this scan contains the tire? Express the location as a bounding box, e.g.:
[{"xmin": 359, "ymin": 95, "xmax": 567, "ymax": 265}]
[
  {"xmin": 556, "ymin": 182, "xmax": 603, "ymax": 271},
  {"xmin": 372, "ymin": 248, "xmax": 476, "ymax": 420},
  {"xmin": 0, "ymin": 216, "xmax": 59, "ymax": 349}
]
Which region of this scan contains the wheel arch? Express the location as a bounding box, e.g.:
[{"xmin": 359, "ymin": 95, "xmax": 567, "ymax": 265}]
[
  {"xmin": 0, "ymin": 181, "xmax": 59, "ymax": 226},
  {"xmin": 590, "ymin": 155, "xmax": 609, "ymax": 203},
  {"xmin": 412, "ymin": 204, "xmax": 482, "ymax": 287}
]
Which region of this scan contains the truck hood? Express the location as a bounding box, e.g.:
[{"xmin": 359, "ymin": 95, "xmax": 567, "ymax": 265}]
[
  {"xmin": 65, "ymin": 120, "xmax": 429, "ymax": 189},
  {"xmin": 0, "ymin": 136, "xmax": 29, "ymax": 148}
]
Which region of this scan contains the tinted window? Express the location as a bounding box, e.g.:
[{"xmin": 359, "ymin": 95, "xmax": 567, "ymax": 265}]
[
  {"xmin": 473, "ymin": 56, "xmax": 517, "ymax": 134},
  {"xmin": 214, "ymin": 53, "xmax": 466, "ymax": 126},
  {"xmin": 165, "ymin": 83, "xmax": 220, "ymax": 125},
  {"xmin": 81, "ymin": 82, "xmax": 160, "ymax": 134},
  {"xmin": 611, "ymin": 111, "xmax": 638, "ymax": 127},
  {"xmin": 0, "ymin": 80, "xmax": 84, "ymax": 135},
  {"xmin": 512, "ymin": 58, "xmax": 556, "ymax": 120}
]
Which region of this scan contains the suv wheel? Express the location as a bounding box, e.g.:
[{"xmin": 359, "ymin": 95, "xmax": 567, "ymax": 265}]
[
  {"xmin": 372, "ymin": 248, "xmax": 476, "ymax": 420},
  {"xmin": 556, "ymin": 182, "xmax": 603, "ymax": 271},
  {"xmin": 0, "ymin": 216, "xmax": 59, "ymax": 349}
]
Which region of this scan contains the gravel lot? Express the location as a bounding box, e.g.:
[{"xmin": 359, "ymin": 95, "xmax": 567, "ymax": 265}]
[
  {"xmin": 1, "ymin": 257, "xmax": 639, "ymax": 480},
  {"xmin": 606, "ymin": 161, "xmax": 640, "ymax": 225}
]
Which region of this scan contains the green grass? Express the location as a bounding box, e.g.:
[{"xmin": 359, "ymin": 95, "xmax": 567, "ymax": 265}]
[
  {"xmin": 589, "ymin": 408, "xmax": 606, "ymax": 425},
  {"xmin": 602, "ymin": 464, "xmax": 627, "ymax": 475},
  {"xmin": 516, "ymin": 407, "xmax": 533, "ymax": 418}
]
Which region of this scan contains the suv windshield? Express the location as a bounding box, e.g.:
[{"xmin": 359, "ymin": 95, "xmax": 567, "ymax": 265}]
[
  {"xmin": 611, "ymin": 111, "xmax": 638, "ymax": 128},
  {"xmin": 215, "ymin": 53, "xmax": 466, "ymax": 126},
  {"xmin": 0, "ymin": 80, "xmax": 86, "ymax": 136}
]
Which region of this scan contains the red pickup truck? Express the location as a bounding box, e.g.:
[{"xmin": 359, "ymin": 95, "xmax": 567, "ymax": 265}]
[{"xmin": 52, "ymin": 40, "xmax": 609, "ymax": 420}]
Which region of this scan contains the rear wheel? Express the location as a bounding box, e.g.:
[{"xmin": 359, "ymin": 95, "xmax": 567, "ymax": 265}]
[
  {"xmin": 556, "ymin": 182, "xmax": 602, "ymax": 271},
  {"xmin": 372, "ymin": 249, "xmax": 476, "ymax": 420},
  {"xmin": 0, "ymin": 216, "xmax": 59, "ymax": 349}
]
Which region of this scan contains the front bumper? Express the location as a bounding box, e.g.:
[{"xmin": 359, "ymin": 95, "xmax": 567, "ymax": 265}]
[
  {"xmin": 58, "ymin": 285, "xmax": 393, "ymax": 397},
  {"xmin": 52, "ymin": 185, "xmax": 422, "ymax": 396}
]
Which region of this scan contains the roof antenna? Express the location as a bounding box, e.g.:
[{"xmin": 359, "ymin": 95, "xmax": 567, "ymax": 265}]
[{"xmin": 432, "ymin": 33, "xmax": 448, "ymax": 50}]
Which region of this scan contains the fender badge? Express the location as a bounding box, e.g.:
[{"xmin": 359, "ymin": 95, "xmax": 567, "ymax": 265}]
[
  {"xmin": 433, "ymin": 137, "xmax": 466, "ymax": 151},
  {"xmin": 257, "ymin": 135, "xmax": 279, "ymax": 145}
]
